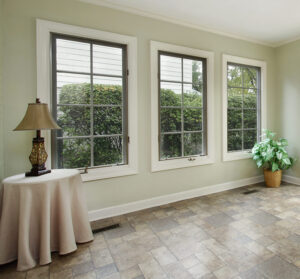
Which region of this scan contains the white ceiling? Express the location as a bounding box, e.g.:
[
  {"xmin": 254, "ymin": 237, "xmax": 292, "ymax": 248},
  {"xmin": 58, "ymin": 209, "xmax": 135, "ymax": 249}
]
[{"xmin": 80, "ymin": 0, "xmax": 300, "ymax": 47}]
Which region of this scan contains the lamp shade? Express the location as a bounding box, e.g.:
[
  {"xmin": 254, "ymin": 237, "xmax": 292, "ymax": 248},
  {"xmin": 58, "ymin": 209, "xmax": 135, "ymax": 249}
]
[{"xmin": 14, "ymin": 100, "xmax": 61, "ymax": 131}]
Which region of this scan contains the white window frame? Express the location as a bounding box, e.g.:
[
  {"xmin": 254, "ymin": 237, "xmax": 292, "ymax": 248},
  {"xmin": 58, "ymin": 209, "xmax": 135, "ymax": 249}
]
[
  {"xmin": 150, "ymin": 41, "xmax": 215, "ymax": 172},
  {"xmin": 222, "ymin": 54, "xmax": 267, "ymax": 162},
  {"xmin": 36, "ymin": 19, "xmax": 138, "ymax": 181}
]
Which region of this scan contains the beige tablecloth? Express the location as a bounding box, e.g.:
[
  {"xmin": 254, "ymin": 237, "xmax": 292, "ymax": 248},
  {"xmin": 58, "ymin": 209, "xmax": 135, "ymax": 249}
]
[{"xmin": 0, "ymin": 169, "xmax": 93, "ymax": 271}]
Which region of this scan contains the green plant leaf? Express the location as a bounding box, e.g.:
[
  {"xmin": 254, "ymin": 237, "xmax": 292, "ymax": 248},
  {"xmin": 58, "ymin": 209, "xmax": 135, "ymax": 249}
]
[
  {"xmin": 272, "ymin": 162, "xmax": 279, "ymax": 172},
  {"xmin": 283, "ymin": 158, "xmax": 291, "ymax": 165}
]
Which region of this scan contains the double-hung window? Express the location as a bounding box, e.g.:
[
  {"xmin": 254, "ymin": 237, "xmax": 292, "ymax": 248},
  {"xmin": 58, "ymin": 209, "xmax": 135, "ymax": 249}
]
[
  {"xmin": 151, "ymin": 41, "xmax": 214, "ymax": 172},
  {"xmin": 36, "ymin": 19, "xmax": 137, "ymax": 181},
  {"xmin": 223, "ymin": 55, "xmax": 266, "ymax": 161}
]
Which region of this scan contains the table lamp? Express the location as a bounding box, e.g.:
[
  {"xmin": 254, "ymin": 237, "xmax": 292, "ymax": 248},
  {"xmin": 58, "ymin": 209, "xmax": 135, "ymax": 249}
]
[{"xmin": 14, "ymin": 98, "xmax": 61, "ymax": 176}]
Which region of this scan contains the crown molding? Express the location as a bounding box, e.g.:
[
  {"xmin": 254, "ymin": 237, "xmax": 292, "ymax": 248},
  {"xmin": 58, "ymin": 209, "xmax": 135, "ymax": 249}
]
[{"xmin": 79, "ymin": 0, "xmax": 277, "ymax": 48}]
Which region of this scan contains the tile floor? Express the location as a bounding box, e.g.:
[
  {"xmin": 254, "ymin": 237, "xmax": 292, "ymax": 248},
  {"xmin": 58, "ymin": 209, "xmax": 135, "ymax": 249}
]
[{"xmin": 1, "ymin": 183, "xmax": 300, "ymax": 279}]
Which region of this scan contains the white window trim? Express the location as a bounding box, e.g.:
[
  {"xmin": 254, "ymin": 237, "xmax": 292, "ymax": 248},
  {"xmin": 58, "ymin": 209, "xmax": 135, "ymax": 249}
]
[
  {"xmin": 150, "ymin": 41, "xmax": 215, "ymax": 172},
  {"xmin": 222, "ymin": 54, "xmax": 267, "ymax": 162},
  {"xmin": 36, "ymin": 19, "xmax": 138, "ymax": 182}
]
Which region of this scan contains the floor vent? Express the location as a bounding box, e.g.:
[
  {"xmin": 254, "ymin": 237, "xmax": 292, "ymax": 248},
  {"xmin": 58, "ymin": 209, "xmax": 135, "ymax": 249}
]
[
  {"xmin": 92, "ymin": 224, "xmax": 120, "ymax": 234},
  {"xmin": 243, "ymin": 189, "xmax": 259, "ymax": 195}
]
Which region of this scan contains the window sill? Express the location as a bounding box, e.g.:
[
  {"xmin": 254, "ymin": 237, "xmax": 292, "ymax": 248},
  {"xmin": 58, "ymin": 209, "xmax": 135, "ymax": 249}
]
[
  {"xmin": 151, "ymin": 155, "xmax": 214, "ymax": 172},
  {"xmin": 223, "ymin": 151, "xmax": 252, "ymax": 162},
  {"xmin": 81, "ymin": 164, "xmax": 138, "ymax": 182}
]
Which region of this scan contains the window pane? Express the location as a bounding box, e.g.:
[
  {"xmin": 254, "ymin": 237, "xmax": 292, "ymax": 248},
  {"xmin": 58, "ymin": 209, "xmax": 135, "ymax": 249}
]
[
  {"xmin": 228, "ymin": 131, "xmax": 242, "ymax": 151},
  {"xmin": 57, "ymin": 106, "xmax": 90, "ymax": 137},
  {"xmin": 160, "ymin": 108, "xmax": 181, "ymax": 132},
  {"xmin": 244, "ymin": 89, "xmax": 257, "ymax": 108},
  {"xmin": 160, "ymin": 55, "xmax": 182, "ymax": 82},
  {"xmin": 94, "ymin": 107, "xmax": 122, "ymax": 135},
  {"xmin": 94, "ymin": 136, "xmax": 123, "ymax": 166},
  {"xmin": 93, "ymin": 76, "xmax": 122, "ymax": 105},
  {"xmin": 244, "ymin": 109, "xmax": 257, "ymax": 129},
  {"xmin": 57, "ymin": 73, "xmax": 90, "ymax": 104},
  {"xmin": 183, "ymin": 84, "xmax": 202, "ymax": 107},
  {"xmin": 160, "ymin": 82, "xmax": 182, "ymax": 106},
  {"xmin": 243, "ymin": 67, "xmax": 258, "ymax": 88},
  {"xmin": 184, "ymin": 109, "xmax": 202, "ymax": 131},
  {"xmin": 184, "ymin": 132, "xmax": 202, "ymax": 156},
  {"xmin": 93, "ymin": 45, "xmax": 122, "ymax": 76},
  {"xmin": 56, "ymin": 138, "xmax": 91, "ymax": 168},
  {"xmin": 228, "ymin": 88, "xmax": 242, "ymax": 108},
  {"xmin": 160, "ymin": 134, "xmax": 182, "ymax": 159},
  {"xmin": 183, "ymin": 59, "xmax": 203, "ymax": 88},
  {"xmin": 228, "ymin": 109, "xmax": 242, "ymax": 129},
  {"xmin": 56, "ymin": 39, "xmax": 90, "ymax": 73},
  {"xmin": 227, "ymin": 65, "xmax": 242, "ymax": 87},
  {"xmin": 244, "ymin": 130, "xmax": 257, "ymax": 150}
]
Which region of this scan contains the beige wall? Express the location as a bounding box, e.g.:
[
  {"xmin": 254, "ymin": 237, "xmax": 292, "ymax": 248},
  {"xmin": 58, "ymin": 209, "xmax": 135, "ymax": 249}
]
[
  {"xmin": 275, "ymin": 40, "xmax": 300, "ymax": 177},
  {"xmin": 0, "ymin": 0, "xmax": 4, "ymax": 182},
  {"xmin": 1, "ymin": 0, "xmax": 277, "ymax": 210}
]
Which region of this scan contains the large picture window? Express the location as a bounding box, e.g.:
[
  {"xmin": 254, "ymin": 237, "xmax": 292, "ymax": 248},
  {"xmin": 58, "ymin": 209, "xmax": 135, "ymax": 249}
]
[
  {"xmin": 51, "ymin": 34, "xmax": 128, "ymax": 169},
  {"xmin": 151, "ymin": 41, "xmax": 214, "ymax": 172},
  {"xmin": 159, "ymin": 52, "xmax": 207, "ymax": 160},
  {"xmin": 223, "ymin": 55, "xmax": 266, "ymax": 161}
]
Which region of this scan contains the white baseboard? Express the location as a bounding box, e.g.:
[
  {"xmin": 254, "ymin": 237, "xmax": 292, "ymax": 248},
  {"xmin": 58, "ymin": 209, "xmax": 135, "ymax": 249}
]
[
  {"xmin": 282, "ymin": 174, "xmax": 300, "ymax": 185},
  {"xmin": 88, "ymin": 175, "xmax": 264, "ymax": 221}
]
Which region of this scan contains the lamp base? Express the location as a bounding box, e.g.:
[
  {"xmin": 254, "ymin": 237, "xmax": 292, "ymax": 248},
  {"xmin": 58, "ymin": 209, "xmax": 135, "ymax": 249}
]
[
  {"xmin": 26, "ymin": 168, "xmax": 51, "ymax": 177},
  {"xmin": 26, "ymin": 131, "xmax": 51, "ymax": 177}
]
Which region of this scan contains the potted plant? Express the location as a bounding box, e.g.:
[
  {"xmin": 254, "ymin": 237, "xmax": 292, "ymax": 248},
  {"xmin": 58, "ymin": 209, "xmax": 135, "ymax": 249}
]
[{"xmin": 252, "ymin": 130, "xmax": 295, "ymax": 187}]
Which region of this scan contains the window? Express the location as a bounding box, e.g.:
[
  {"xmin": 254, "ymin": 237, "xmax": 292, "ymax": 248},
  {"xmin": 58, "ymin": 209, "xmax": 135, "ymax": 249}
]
[
  {"xmin": 151, "ymin": 41, "xmax": 214, "ymax": 172},
  {"xmin": 36, "ymin": 19, "xmax": 137, "ymax": 181},
  {"xmin": 51, "ymin": 34, "xmax": 128, "ymax": 169},
  {"xmin": 223, "ymin": 55, "xmax": 267, "ymax": 161},
  {"xmin": 159, "ymin": 52, "xmax": 207, "ymax": 160}
]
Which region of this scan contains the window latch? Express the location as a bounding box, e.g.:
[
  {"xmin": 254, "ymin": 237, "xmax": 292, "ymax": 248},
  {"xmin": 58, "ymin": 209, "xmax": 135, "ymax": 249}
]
[
  {"xmin": 80, "ymin": 166, "xmax": 88, "ymax": 174},
  {"xmin": 188, "ymin": 157, "xmax": 196, "ymax": 161}
]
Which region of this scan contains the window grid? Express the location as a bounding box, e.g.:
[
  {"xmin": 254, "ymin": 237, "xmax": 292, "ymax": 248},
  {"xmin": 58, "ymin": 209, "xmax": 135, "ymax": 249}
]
[
  {"xmin": 158, "ymin": 51, "xmax": 207, "ymax": 160},
  {"xmin": 51, "ymin": 33, "xmax": 128, "ymax": 169},
  {"xmin": 227, "ymin": 63, "xmax": 261, "ymax": 152}
]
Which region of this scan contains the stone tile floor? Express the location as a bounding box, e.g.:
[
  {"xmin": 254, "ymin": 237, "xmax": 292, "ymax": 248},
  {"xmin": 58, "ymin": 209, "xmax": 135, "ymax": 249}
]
[{"xmin": 1, "ymin": 183, "xmax": 300, "ymax": 279}]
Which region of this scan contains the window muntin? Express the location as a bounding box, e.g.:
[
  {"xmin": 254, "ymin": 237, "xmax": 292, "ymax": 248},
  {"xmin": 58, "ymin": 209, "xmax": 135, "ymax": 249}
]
[
  {"xmin": 227, "ymin": 63, "xmax": 261, "ymax": 152},
  {"xmin": 158, "ymin": 51, "xmax": 207, "ymax": 160},
  {"xmin": 51, "ymin": 34, "xmax": 128, "ymax": 169}
]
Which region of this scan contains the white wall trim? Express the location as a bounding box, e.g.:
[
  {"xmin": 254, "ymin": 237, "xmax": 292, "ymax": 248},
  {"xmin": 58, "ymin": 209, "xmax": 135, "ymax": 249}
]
[
  {"xmin": 36, "ymin": 19, "xmax": 138, "ymax": 181},
  {"xmin": 79, "ymin": 0, "xmax": 274, "ymax": 48},
  {"xmin": 88, "ymin": 175, "xmax": 263, "ymax": 221},
  {"xmin": 150, "ymin": 41, "xmax": 215, "ymax": 172},
  {"xmin": 222, "ymin": 54, "xmax": 267, "ymax": 162},
  {"xmin": 282, "ymin": 175, "xmax": 300, "ymax": 185}
]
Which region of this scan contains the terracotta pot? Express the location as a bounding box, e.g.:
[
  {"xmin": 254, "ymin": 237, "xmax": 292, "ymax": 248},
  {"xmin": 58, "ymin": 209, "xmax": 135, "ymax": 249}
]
[{"xmin": 264, "ymin": 169, "xmax": 282, "ymax": 187}]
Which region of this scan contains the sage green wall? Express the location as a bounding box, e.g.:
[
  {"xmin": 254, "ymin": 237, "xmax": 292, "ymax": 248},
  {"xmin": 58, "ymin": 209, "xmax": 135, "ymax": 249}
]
[
  {"xmin": 0, "ymin": 0, "xmax": 4, "ymax": 182},
  {"xmin": 275, "ymin": 40, "xmax": 300, "ymax": 177},
  {"xmin": 2, "ymin": 0, "xmax": 277, "ymax": 211}
]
